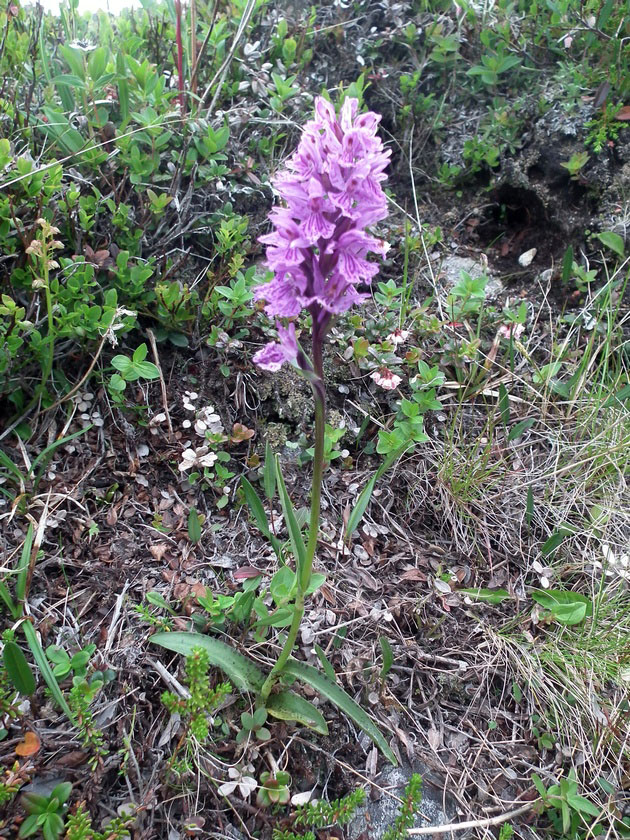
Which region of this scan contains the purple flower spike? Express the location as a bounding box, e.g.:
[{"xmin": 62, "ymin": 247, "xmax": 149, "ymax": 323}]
[{"xmin": 254, "ymin": 96, "xmax": 389, "ymax": 370}]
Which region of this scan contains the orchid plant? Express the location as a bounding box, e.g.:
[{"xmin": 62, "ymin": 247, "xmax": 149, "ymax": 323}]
[{"xmin": 152, "ymin": 97, "xmax": 399, "ymax": 765}]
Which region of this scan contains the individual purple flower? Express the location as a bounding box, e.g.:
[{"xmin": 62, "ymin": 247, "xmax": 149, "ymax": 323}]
[
  {"xmin": 253, "ymin": 96, "xmax": 390, "ymax": 370},
  {"xmin": 252, "ymin": 322, "xmax": 299, "ymax": 372}
]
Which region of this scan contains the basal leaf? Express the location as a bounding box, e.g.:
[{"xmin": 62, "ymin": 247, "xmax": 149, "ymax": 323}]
[
  {"xmin": 22, "ymin": 621, "xmax": 74, "ymax": 721},
  {"xmin": 460, "ymin": 588, "xmax": 511, "ymax": 604},
  {"xmin": 284, "ymin": 659, "xmax": 397, "ymax": 765},
  {"xmin": 541, "ymin": 530, "xmax": 568, "ymax": 558},
  {"xmin": 531, "ymin": 589, "xmax": 592, "ymax": 626},
  {"xmin": 150, "ymin": 631, "xmax": 264, "ymax": 692},
  {"xmin": 379, "ymin": 636, "xmax": 394, "ymax": 679},
  {"xmin": 266, "ymin": 690, "xmax": 329, "ymax": 735},
  {"xmin": 3, "ymin": 641, "xmax": 36, "ymax": 696},
  {"xmin": 596, "ymin": 231, "xmax": 625, "ymax": 258},
  {"xmin": 508, "ymin": 417, "xmax": 535, "ymax": 441},
  {"xmin": 187, "ymin": 508, "xmax": 202, "ymax": 544},
  {"xmin": 275, "ymin": 456, "xmax": 307, "ymax": 575}
]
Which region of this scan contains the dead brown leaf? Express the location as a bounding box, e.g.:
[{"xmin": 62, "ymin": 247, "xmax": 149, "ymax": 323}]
[
  {"xmin": 400, "ymin": 568, "xmax": 428, "ymax": 582},
  {"xmin": 15, "ymin": 731, "xmax": 40, "ymax": 757}
]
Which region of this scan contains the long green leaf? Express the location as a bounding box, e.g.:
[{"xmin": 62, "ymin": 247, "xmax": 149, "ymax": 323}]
[
  {"xmin": 241, "ymin": 476, "xmax": 272, "ymax": 538},
  {"xmin": 275, "ymin": 456, "xmax": 306, "ymax": 573},
  {"xmin": 150, "ymin": 631, "xmax": 264, "ymax": 692},
  {"xmin": 187, "ymin": 508, "xmax": 201, "ymax": 543},
  {"xmin": 22, "ymin": 621, "xmax": 74, "ymax": 720},
  {"xmin": 240, "ymin": 476, "xmax": 282, "ymax": 557},
  {"xmin": 266, "ymin": 690, "xmax": 328, "ymax": 735},
  {"xmin": 3, "ymin": 641, "xmax": 36, "ymax": 695},
  {"xmin": 460, "ymin": 587, "xmax": 510, "ymax": 604},
  {"xmin": 345, "ymin": 444, "xmax": 410, "ymax": 541},
  {"xmin": 0, "ymin": 581, "xmax": 17, "ymax": 618},
  {"xmin": 283, "ymin": 659, "xmax": 397, "ymax": 765},
  {"xmin": 263, "ymin": 442, "xmax": 276, "ymax": 501},
  {"xmin": 58, "ymin": 44, "xmax": 86, "ymax": 79},
  {"xmin": 313, "ymin": 644, "xmax": 337, "ymax": 682},
  {"xmin": 116, "ymin": 53, "xmax": 129, "ymax": 124},
  {"xmin": 379, "ymin": 636, "xmax": 394, "ymax": 680},
  {"xmin": 39, "ymin": 22, "xmax": 52, "ymax": 82},
  {"xmin": 39, "ymin": 107, "xmax": 85, "ymax": 157},
  {"xmin": 51, "ymin": 74, "xmax": 87, "ymax": 89}
]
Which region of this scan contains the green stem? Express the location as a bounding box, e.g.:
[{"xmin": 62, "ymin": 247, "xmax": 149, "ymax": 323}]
[
  {"xmin": 40, "ymin": 253, "xmax": 55, "ymax": 395},
  {"xmin": 260, "ymin": 338, "xmax": 326, "ymax": 702}
]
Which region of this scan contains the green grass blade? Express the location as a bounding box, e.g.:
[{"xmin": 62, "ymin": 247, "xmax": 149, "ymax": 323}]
[
  {"xmin": 16, "ymin": 524, "xmax": 33, "ymax": 606},
  {"xmin": 29, "ymin": 426, "xmax": 90, "ymax": 487},
  {"xmin": 284, "ymin": 659, "xmax": 397, "ymax": 765},
  {"xmin": 345, "ymin": 444, "xmax": 410, "ymax": 541},
  {"xmin": 0, "ymin": 448, "xmax": 26, "ymax": 485},
  {"xmin": 150, "ymin": 631, "xmax": 264, "ymax": 692}
]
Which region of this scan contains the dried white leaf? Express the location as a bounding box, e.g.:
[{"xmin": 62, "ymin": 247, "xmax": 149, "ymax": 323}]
[{"xmin": 291, "ymin": 789, "xmax": 315, "ymax": 806}]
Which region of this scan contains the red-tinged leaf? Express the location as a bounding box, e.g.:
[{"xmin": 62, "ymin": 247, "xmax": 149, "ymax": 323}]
[
  {"xmin": 15, "ymin": 731, "xmax": 41, "ymax": 757},
  {"xmin": 230, "ymin": 423, "xmax": 255, "ymax": 443},
  {"xmin": 615, "ymin": 105, "xmax": 630, "ymax": 121},
  {"xmin": 233, "ymin": 566, "xmax": 263, "ymax": 581}
]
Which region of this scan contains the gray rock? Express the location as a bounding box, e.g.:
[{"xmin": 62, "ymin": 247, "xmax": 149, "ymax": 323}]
[{"xmin": 348, "ymin": 762, "xmax": 454, "ymax": 839}]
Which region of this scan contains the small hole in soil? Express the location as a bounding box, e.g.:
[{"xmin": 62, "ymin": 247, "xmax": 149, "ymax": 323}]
[
  {"xmin": 475, "ymin": 184, "xmax": 565, "ymax": 270},
  {"xmin": 490, "ymin": 185, "xmax": 547, "ymax": 229},
  {"xmin": 527, "ymin": 164, "xmax": 545, "ymax": 182}
]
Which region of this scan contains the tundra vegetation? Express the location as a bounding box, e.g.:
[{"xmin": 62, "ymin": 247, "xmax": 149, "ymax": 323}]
[{"xmin": 0, "ymin": 0, "xmax": 628, "ymax": 838}]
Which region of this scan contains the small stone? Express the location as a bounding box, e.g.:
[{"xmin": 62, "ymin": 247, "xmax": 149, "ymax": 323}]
[{"xmin": 518, "ymin": 247, "xmax": 537, "ymax": 267}]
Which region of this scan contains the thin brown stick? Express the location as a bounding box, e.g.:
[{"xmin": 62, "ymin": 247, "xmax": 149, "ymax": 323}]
[
  {"xmin": 407, "ymin": 801, "xmax": 536, "ymax": 835},
  {"xmin": 146, "ymin": 329, "xmax": 173, "ymax": 434},
  {"xmin": 42, "ymin": 331, "xmax": 109, "ymax": 415}
]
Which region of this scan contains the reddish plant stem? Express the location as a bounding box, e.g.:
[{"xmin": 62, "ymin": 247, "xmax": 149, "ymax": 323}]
[{"xmin": 174, "ymin": 0, "xmax": 185, "ymax": 115}]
